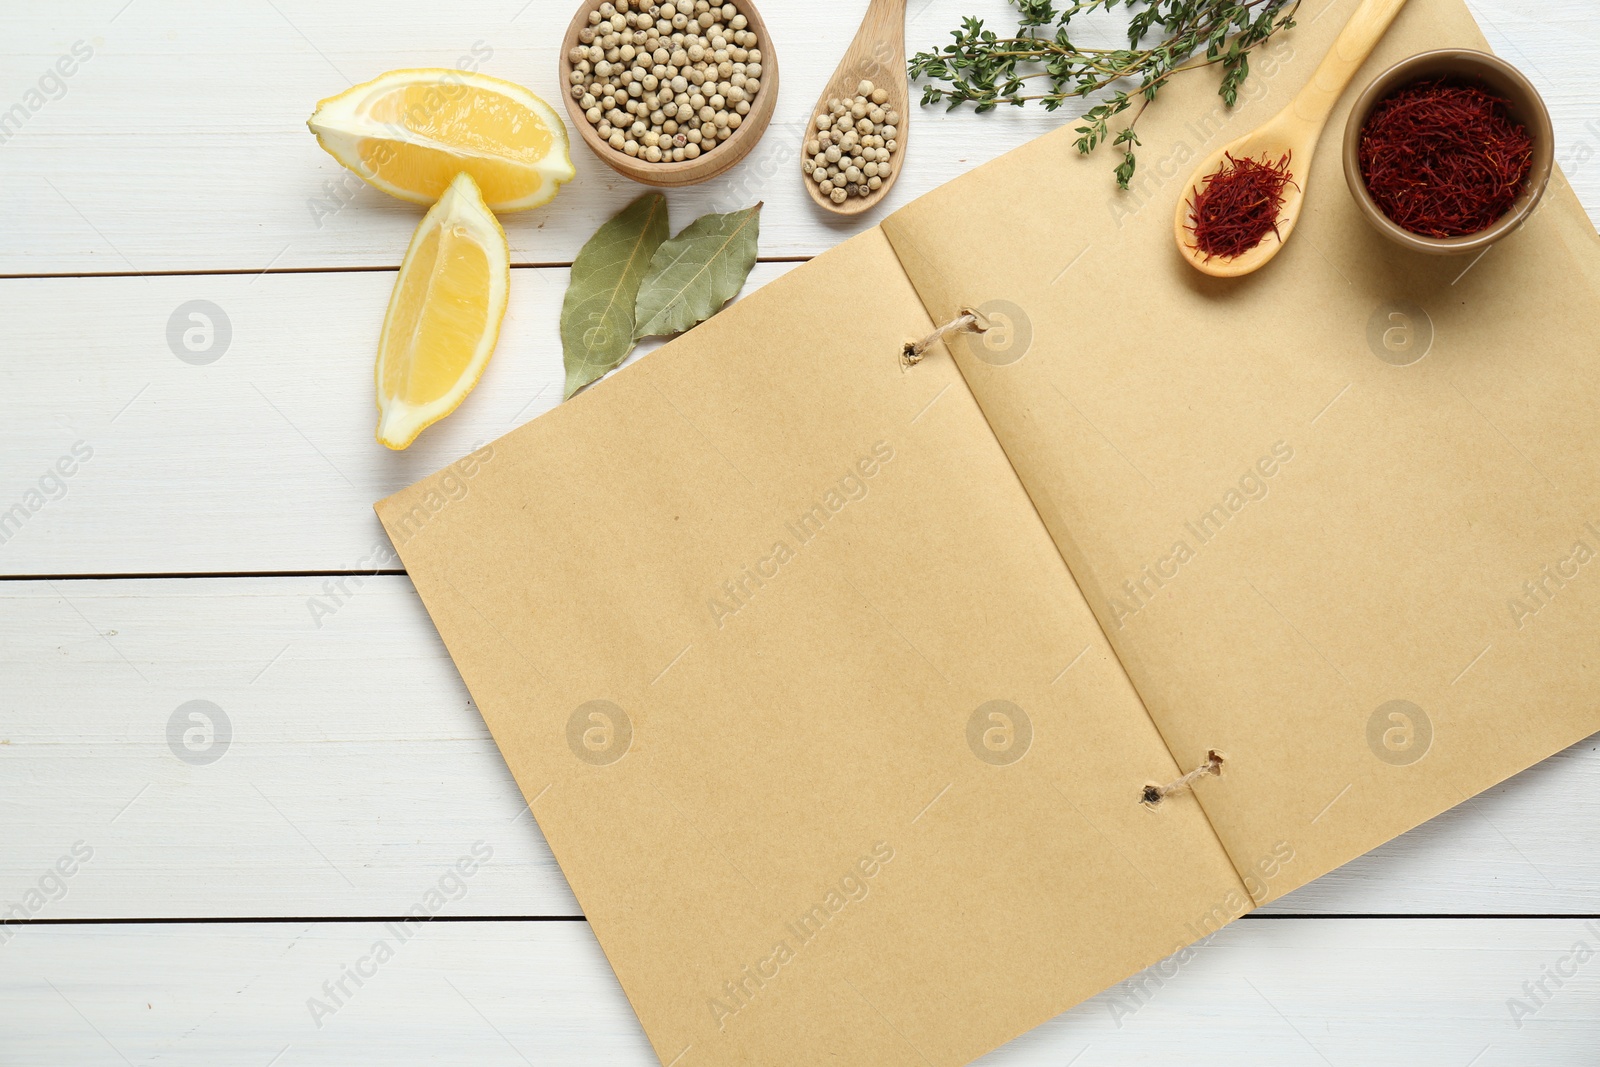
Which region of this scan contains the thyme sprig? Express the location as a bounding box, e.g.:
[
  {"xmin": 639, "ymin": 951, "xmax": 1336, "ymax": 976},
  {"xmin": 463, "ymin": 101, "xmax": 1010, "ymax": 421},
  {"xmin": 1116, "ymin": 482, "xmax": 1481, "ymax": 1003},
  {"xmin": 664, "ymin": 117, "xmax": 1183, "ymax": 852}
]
[{"xmin": 909, "ymin": 0, "xmax": 1302, "ymax": 187}]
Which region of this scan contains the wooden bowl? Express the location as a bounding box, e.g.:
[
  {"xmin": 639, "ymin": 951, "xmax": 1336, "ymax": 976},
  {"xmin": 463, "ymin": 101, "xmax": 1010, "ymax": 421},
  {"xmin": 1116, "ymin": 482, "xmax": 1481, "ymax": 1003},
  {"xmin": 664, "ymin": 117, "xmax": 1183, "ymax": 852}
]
[{"xmin": 558, "ymin": 0, "xmax": 779, "ymax": 187}]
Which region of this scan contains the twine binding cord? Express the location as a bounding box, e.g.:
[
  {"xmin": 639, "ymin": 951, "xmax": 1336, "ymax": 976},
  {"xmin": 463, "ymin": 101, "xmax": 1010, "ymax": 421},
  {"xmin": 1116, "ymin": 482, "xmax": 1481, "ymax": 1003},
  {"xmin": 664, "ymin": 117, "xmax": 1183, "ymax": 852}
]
[
  {"xmin": 903, "ymin": 306, "xmax": 990, "ymax": 367},
  {"xmin": 1143, "ymin": 750, "xmax": 1224, "ymax": 806}
]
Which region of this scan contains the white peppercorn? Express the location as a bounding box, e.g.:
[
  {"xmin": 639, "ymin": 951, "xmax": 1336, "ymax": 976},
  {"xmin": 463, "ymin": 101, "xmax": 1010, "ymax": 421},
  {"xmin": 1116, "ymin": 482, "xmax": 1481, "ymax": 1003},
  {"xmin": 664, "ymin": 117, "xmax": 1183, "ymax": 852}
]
[
  {"xmin": 570, "ymin": 0, "xmax": 763, "ymax": 164},
  {"xmin": 805, "ymin": 80, "xmax": 902, "ymax": 203}
]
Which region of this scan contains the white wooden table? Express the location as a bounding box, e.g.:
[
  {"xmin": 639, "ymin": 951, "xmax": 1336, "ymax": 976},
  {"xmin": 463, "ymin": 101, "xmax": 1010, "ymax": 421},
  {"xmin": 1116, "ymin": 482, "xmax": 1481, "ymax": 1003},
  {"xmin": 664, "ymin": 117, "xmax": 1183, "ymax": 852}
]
[{"xmin": 3, "ymin": 2, "xmax": 1598, "ymax": 1063}]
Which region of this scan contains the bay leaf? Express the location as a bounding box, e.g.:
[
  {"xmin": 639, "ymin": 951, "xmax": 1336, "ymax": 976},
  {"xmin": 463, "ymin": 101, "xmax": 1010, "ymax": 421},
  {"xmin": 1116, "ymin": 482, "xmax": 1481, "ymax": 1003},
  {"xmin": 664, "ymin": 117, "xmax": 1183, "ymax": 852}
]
[
  {"xmin": 560, "ymin": 192, "xmax": 671, "ymax": 399},
  {"xmin": 633, "ymin": 203, "xmax": 762, "ymax": 341}
]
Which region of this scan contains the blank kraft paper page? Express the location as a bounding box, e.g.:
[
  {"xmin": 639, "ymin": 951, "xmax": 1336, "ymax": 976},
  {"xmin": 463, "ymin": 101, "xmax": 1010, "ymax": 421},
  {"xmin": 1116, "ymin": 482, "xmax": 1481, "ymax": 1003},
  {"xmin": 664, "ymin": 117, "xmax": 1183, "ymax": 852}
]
[
  {"xmin": 881, "ymin": 0, "xmax": 1600, "ymax": 903},
  {"xmin": 379, "ymin": 227, "xmax": 1250, "ymax": 1067}
]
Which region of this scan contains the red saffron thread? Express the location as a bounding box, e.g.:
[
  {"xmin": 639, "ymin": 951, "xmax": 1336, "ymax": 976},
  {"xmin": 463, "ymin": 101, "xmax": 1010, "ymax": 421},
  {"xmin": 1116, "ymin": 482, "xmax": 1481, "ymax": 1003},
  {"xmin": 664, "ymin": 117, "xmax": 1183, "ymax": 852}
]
[
  {"xmin": 1187, "ymin": 153, "xmax": 1297, "ymax": 261},
  {"xmin": 1359, "ymin": 78, "xmax": 1534, "ymax": 239}
]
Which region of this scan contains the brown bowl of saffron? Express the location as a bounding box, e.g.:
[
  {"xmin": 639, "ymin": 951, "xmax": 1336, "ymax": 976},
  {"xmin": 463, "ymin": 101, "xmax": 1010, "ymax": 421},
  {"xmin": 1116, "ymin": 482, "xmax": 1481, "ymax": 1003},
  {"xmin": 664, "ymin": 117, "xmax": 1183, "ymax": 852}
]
[{"xmin": 1343, "ymin": 49, "xmax": 1553, "ymax": 255}]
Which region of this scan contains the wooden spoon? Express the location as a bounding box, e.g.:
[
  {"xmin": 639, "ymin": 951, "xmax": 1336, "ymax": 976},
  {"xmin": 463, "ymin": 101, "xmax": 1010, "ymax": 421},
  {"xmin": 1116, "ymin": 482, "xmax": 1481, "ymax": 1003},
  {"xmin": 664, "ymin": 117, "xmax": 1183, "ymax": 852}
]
[
  {"xmin": 803, "ymin": 0, "xmax": 910, "ymax": 217},
  {"xmin": 1174, "ymin": 0, "xmax": 1410, "ymax": 278}
]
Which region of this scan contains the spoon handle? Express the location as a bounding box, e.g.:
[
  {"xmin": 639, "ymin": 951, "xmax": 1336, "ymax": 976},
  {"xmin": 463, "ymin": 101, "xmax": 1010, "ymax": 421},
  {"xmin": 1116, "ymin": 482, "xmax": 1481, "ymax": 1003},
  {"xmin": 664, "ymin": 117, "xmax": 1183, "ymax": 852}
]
[
  {"xmin": 853, "ymin": 0, "xmax": 910, "ymax": 72},
  {"xmin": 1291, "ymin": 0, "xmax": 1411, "ymax": 126}
]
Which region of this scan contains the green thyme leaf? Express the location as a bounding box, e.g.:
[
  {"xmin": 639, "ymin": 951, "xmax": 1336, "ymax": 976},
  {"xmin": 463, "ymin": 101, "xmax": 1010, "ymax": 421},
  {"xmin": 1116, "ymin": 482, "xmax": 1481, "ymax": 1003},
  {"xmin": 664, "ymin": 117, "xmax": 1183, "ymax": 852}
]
[{"xmin": 909, "ymin": 0, "xmax": 1302, "ymax": 186}]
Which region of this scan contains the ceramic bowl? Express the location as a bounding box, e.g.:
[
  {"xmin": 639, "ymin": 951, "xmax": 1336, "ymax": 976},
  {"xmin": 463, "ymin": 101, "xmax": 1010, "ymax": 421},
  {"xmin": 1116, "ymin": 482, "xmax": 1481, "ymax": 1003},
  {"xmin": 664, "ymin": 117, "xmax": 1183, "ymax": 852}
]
[{"xmin": 1343, "ymin": 49, "xmax": 1554, "ymax": 256}]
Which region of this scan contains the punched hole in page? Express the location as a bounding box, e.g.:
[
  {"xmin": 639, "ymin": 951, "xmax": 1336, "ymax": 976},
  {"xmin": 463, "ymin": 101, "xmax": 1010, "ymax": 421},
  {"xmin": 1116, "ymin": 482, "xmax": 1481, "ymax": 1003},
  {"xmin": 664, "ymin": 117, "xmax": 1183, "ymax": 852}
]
[{"xmin": 1143, "ymin": 750, "xmax": 1225, "ymax": 807}]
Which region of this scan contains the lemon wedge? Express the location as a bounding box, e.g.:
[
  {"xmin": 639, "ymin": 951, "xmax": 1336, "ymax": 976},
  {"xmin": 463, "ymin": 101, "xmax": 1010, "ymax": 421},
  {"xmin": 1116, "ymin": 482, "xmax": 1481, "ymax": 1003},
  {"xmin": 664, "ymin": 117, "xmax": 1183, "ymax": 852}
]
[
  {"xmin": 375, "ymin": 172, "xmax": 510, "ymax": 450},
  {"xmin": 309, "ymin": 68, "xmax": 575, "ymax": 211}
]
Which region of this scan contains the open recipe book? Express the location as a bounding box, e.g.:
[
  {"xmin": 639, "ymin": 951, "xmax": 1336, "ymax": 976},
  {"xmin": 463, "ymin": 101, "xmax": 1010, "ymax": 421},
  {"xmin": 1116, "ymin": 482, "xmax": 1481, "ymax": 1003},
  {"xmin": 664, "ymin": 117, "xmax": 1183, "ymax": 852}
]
[{"xmin": 376, "ymin": 0, "xmax": 1600, "ymax": 1062}]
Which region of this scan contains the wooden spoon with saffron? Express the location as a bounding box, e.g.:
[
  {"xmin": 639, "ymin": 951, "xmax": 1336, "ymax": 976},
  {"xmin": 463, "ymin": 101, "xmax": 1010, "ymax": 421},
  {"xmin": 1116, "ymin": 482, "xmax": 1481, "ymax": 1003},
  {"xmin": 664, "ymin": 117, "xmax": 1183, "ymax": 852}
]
[{"xmin": 1175, "ymin": 0, "xmax": 1410, "ymax": 278}]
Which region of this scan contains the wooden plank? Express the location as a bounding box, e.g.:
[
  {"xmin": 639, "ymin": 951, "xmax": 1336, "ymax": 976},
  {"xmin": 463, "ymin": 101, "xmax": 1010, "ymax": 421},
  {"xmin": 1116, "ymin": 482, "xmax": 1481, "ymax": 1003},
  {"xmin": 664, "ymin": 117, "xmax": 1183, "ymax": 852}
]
[
  {"xmin": 0, "ymin": 0, "xmax": 1067, "ymax": 273},
  {"xmin": 2, "ymin": 576, "xmax": 1597, "ymax": 919},
  {"xmin": 0, "ymin": 262, "xmax": 794, "ymax": 576},
  {"xmin": 2, "ymin": 918, "xmax": 1596, "ymax": 1064},
  {"xmin": 0, "ymin": 576, "xmax": 578, "ymax": 918},
  {"xmin": 0, "ymin": 1, "xmax": 1594, "ymax": 273}
]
